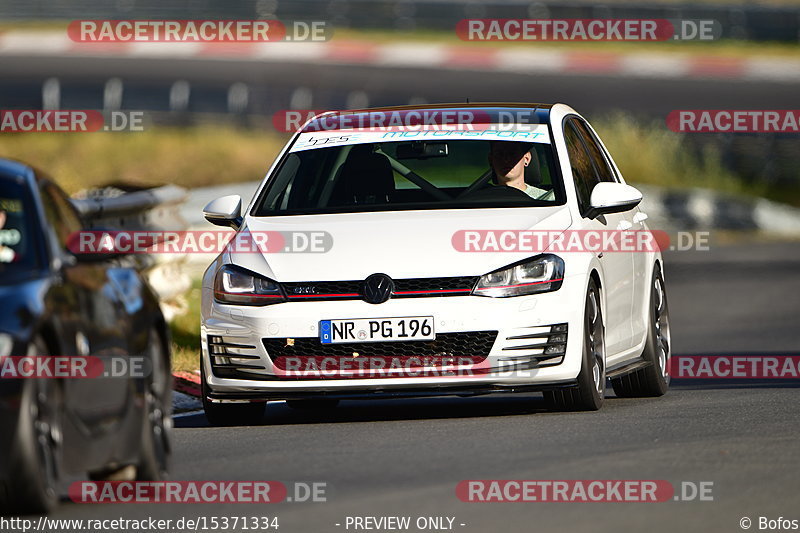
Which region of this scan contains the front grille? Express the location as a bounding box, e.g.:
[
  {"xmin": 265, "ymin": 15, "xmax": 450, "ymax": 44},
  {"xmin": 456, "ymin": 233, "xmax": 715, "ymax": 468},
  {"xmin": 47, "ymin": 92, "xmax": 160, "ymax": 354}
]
[
  {"xmin": 394, "ymin": 276, "xmax": 478, "ymax": 295},
  {"xmin": 281, "ymin": 276, "xmax": 478, "ymax": 301},
  {"xmin": 263, "ymin": 331, "xmax": 497, "ymax": 367}
]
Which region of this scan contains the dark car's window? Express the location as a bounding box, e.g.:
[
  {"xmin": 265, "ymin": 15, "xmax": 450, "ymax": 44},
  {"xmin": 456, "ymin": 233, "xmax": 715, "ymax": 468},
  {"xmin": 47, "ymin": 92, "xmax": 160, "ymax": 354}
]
[
  {"xmin": 571, "ymin": 119, "xmax": 618, "ymax": 183},
  {"xmin": 564, "ymin": 121, "xmax": 600, "ymax": 213},
  {"xmin": 253, "ymin": 139, "xmax": 564, "ymax": 216},
  {"xmin": 39, "ymin": 181, "xmax": 83, "ymax": 251},
  {"xmin": 0, "ymin": 178, "xmax": 42, "ymax": 277}
]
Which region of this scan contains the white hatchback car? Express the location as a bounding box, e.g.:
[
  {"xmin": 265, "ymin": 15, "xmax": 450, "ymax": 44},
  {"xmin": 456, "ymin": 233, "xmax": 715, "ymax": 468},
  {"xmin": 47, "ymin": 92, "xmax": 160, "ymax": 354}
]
[{"xmin": 200, "ymin": 103, "xmax": 671, "ymax": 425}]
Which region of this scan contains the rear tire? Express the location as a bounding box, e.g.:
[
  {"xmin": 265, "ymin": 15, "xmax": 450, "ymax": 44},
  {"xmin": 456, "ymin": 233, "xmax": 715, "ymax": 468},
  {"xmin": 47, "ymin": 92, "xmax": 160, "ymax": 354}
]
[
  {"xmin": 611, "ymin": 265, "xmax": 671, "ymax": 398},
  {"xmin": 544, "ymin": 279, "xmax": 605, "ymax": 411},
  {"xmin": 201, "ymin": 365, "xmax": 265, "ymax": 426}
]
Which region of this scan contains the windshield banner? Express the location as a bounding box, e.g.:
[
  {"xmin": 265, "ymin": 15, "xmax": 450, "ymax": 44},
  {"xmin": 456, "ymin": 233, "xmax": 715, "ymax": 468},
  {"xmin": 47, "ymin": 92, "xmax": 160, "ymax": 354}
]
[{"xmin": 289, "ymin": 124, "xmax": 551, "ymax": 152}]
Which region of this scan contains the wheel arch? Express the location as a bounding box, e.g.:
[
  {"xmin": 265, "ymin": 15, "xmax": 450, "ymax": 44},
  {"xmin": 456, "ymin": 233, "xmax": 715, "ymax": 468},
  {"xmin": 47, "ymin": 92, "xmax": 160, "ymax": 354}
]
[{"xmin": 588, "ymin": 268, "xmax": 606, "ymax": 326}]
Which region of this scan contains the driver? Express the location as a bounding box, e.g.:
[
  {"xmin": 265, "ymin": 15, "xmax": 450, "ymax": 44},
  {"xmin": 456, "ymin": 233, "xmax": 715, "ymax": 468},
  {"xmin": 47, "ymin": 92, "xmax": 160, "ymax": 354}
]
[{"xmin": 488, "ymin": 141, "xmax": 552, "ymax": 200}]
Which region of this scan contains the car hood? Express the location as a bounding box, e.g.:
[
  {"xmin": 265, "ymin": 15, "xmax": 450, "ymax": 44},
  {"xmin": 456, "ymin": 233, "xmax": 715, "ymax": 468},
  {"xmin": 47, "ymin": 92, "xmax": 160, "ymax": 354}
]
[{"xmin": 230, "ymin": 206, "xmax": 572, "ymax": 281}]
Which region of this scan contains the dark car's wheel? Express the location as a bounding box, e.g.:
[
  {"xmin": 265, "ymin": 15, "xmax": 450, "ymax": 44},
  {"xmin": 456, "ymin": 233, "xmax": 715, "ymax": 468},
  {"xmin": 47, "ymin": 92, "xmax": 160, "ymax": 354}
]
[
  {"xmin": 286, "ymin": 399, "xmax": 340, "ymax": 409},
  {"xmin": 0, "ymin": 338, "xmax": 63, "ymax": 515},
  {"xmin": 544, "ymin": 279, "xmax": 605, "ymax": 411},
  {"xmin": 136, "ymin": 328, "xmax": 172, "ymax": 481},
  {"xmin": 611, "ymin": 265, "xmax": 671, "ymax": 398},
  {"xmin": 201, "ymin": 365, "xmax": 265, "ymax": 426}
]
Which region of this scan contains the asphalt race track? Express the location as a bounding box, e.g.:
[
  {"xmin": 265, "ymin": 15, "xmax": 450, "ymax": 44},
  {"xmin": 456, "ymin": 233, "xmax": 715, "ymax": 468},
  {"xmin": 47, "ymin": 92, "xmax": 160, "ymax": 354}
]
[
  {"xmin": 45, "ymin": 239, "xmax": 800, "ymax": 532},
  {"xmin": 2, "ymin": 55, "xmax": 799, "ymax": 117}
]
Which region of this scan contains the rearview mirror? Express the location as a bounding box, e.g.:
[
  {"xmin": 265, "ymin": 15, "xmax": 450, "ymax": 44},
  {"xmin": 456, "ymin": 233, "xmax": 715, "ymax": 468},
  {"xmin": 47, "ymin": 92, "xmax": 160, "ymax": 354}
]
[
  {"xmin": 586, "ymin": 182, "xmax": 642, "ymax": 219},
  {"xmin": 203, "ymin": 195, "xmax": 242, "ymax": 229},
  {"xmin": 395, "ymin": 141, "xmax": 448, "ymax": 160}
]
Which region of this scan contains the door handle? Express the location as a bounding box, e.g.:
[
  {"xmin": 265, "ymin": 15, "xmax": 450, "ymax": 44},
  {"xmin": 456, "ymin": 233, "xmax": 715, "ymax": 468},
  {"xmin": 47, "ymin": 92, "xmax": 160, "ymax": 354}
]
[
  {"xmin": 633, "ymin": 212, "xmax": 648, "ymax": 224},
  {"xmin": 616, "ymin": 220, "xmax": 633, "ymax": 231}
]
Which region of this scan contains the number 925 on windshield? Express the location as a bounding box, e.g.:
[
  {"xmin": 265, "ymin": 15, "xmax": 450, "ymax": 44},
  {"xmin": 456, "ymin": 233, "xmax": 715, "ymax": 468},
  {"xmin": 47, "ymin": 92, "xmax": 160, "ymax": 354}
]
[{"xmin": 320, "ymin": 316, "xmax": 435, "ymax": 344}]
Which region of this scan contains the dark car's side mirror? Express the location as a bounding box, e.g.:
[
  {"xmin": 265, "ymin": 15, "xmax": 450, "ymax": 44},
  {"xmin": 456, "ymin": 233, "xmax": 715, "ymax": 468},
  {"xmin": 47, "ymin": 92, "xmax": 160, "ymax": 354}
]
[
  {"xmin": 585, "ymin": 182, "xmax": 642, "ymax": 219},
  {"xmin": 203, "ymin": 195, "xmax": 242, "ymax": 229}
]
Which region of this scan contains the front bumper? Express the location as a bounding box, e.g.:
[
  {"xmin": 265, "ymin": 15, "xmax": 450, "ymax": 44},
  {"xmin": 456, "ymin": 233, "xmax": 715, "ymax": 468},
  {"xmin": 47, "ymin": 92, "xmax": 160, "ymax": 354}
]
[{"xmin": 201, "ymin": 276, "xmax": 586, "ymax": 402}]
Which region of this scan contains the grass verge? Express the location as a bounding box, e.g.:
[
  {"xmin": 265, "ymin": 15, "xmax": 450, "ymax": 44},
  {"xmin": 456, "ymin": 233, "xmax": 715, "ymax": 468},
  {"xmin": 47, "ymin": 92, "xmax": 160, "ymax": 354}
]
[
  {"xmin": 0, "ymin": 126, "xmax": 288, "ymax": 194},
  {"xmin": 169, "ymin": 277, "xmax": 203, "ymax": 374},
  {"xmin": 592, "ymin": 112, "xmax": 766, "ymax": 198}
]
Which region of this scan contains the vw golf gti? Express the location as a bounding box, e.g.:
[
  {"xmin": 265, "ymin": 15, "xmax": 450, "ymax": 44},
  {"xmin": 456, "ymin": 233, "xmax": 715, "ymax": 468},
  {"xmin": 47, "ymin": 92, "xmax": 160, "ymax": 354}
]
[{"xmin": 199, "ymin": 103, "xmax": 671, "ymax": 425}]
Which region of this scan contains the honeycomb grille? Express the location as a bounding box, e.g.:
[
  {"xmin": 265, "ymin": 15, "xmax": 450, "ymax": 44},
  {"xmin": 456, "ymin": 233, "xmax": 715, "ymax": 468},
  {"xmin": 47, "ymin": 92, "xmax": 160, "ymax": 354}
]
[
  {"xmin": 282, "ymin": 276, "xmax": 478, "ymax": 301},
  {"xmin": 263, "ymin": 331, "xmax": 497, "ymax": 368}
]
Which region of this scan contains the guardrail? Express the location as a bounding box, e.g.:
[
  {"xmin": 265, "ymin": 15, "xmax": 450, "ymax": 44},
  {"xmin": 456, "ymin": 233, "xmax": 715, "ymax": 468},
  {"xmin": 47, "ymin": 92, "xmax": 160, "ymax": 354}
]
[
  {"xmin": 1, "ymin": 0, "xmax": 798, "ymax": 42},
  {"xmin": 71, "ymin": 184, "xmax": 191, "ymax": 321}
]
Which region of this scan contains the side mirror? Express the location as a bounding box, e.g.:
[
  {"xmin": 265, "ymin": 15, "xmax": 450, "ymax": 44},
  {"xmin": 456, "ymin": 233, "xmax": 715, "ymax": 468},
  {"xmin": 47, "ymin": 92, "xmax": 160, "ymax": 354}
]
[
  {"xmin": 203, "ymin": 195, "xmax": 242, "ymax": 229},
  {"xmin": 586, "ymin": 182, "xmax": 642, "ymax": 219}
]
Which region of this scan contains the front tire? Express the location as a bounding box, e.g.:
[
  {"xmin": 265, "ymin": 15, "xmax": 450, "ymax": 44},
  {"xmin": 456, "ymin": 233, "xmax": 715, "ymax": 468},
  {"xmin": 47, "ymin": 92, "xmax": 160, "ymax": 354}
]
[
  {"xmin": 544, "ymin": 280, "xmax": 605, "ymax": 411},
  {"xmin": 136, "ymin": 328, "xmax": 172, "ymax": 481},
  {"xmin": 0, "ymin": 338, "xmax": 63, "ymax": 515},
  {"xmin": 611, "ymin": 265, "xmax": 671, "ymax": 397}
]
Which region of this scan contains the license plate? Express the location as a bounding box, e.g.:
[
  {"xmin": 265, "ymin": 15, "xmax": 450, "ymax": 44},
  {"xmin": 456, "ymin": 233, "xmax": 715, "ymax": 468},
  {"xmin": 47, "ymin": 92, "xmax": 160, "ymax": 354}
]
[{"xmin": 320, "ymin": 317, "xmax": 435, "ymax": 344}]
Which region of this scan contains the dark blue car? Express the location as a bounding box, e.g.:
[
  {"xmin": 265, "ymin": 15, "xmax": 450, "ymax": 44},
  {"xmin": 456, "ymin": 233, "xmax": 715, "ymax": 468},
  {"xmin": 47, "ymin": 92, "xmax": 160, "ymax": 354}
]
[{"xmin": 0, "ymin": 159, "xmax": 171, "ymax": 514}]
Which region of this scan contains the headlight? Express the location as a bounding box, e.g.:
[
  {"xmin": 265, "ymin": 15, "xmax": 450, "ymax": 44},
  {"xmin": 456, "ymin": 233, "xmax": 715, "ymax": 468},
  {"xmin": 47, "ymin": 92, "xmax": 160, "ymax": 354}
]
[
  {"xmin": 213, "ymin": 265, "xmax": 286, "ymax": 305},
  {"xmin": 472, "ymin": 254, "xmax": 564, "ymax": 297},
  {"xmin": 0, "ymin": 333, "xmax": 13, "ymax": 359}
]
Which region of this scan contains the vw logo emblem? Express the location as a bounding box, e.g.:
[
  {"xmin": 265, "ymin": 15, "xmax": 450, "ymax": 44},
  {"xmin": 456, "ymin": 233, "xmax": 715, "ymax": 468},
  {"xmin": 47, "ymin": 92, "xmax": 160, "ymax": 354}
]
[{"xmin": 361, "ymin": 273, "xmax": 394, "ymax": 304}]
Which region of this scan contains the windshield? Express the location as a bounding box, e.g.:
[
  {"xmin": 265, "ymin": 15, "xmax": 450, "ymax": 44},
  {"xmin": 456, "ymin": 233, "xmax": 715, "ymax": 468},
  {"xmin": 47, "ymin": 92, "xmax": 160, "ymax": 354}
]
[
  {"xmin": 252, "ymin": 126, "xmax": 565, "ymax": 216},
  {"xmin": 0, "ymin": 177, "xmax": 42, "ymax": 278}
]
